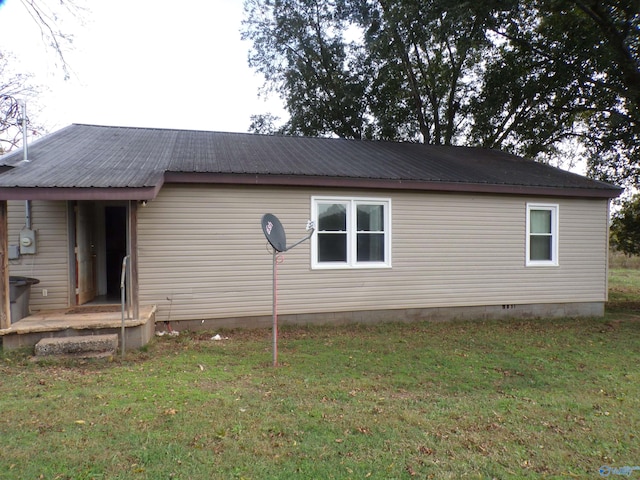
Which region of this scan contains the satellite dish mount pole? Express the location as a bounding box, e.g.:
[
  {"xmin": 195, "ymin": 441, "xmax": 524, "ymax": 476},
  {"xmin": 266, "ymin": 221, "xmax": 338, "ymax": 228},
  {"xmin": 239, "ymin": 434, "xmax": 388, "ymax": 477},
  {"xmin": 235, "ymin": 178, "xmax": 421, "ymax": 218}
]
[
  {"xmin": 261, "ymin": 214, "xmax": 315, "ymax": 367},
  {"xmin": 271, "ymin": 248, "xmax": 278, "ymax": 367}
]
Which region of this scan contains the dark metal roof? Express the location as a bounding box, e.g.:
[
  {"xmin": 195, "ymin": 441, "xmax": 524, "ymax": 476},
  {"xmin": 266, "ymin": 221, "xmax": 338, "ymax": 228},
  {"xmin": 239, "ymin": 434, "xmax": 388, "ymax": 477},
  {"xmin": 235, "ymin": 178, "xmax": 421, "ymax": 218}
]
[{"xmin": 0, "ymin": 123, "xmax": 622, "ymax": 200}]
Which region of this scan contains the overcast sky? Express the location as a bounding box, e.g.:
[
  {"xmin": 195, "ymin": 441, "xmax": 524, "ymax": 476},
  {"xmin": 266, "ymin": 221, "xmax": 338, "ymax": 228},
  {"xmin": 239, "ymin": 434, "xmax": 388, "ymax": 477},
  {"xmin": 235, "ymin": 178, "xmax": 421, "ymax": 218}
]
[{"xmin": 0, "ymin": 0, "xmax": 284, "ymax": 134}]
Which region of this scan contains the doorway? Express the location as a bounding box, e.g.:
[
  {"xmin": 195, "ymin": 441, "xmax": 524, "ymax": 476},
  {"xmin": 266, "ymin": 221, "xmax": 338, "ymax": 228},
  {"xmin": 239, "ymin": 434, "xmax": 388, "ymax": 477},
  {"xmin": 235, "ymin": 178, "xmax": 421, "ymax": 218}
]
[
  {"xmin": 74, "ymin": 202, "xmax": 128, "ymax": 305},
  {"xmin": 104, "ymin": 206, "xmax": 127, "ymax": 300}
]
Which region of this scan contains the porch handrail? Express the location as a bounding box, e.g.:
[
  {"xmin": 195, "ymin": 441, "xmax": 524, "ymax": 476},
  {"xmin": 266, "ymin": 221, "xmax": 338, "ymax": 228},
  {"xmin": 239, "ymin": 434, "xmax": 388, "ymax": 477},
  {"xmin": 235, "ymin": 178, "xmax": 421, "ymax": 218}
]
[{"xmin": 120, "ymin": 255, "xmax": 131, "ymax": 358}]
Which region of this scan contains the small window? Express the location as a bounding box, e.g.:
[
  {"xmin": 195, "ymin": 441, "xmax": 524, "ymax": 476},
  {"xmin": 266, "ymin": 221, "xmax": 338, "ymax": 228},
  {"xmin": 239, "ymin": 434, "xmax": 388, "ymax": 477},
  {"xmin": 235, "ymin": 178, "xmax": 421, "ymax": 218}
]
[
  {"xmin": 526, "ymin": 203, "xmax": 559, "ymax": 266},
  {"xmin": 312, "ymin": 197, "xmax": 391, "ymax": 268}
]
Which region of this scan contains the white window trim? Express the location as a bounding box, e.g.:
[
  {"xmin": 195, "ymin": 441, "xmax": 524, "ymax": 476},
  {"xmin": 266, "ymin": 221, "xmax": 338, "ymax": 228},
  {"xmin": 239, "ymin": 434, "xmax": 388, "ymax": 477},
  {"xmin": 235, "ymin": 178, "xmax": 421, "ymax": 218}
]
[
  {"xmin": 311, "ymin": 196, "xmax": 392, "ymax": 269},
  {"xmin": 526, "ymin": 203, "xmax": 559, "ymax": 267}
]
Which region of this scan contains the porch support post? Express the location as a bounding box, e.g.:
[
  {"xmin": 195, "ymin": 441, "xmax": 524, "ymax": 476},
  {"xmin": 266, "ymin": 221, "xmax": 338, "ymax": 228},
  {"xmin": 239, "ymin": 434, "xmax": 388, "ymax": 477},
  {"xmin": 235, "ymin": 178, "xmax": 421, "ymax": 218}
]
[
  {"xmin": 0, "ymin": 201, "xmax": 9, "ymax": 328},
  {"xmin": 129, "ymin": 200, "xmax": 139, "ymax": 320}
]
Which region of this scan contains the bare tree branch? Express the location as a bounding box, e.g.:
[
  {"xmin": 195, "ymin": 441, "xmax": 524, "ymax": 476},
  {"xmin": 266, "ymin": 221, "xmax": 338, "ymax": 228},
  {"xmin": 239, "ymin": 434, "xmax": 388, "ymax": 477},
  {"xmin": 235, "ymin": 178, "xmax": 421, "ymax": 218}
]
[{"xmin": 17, "ymin": 0, "xmax": 84, "ymax": 80}]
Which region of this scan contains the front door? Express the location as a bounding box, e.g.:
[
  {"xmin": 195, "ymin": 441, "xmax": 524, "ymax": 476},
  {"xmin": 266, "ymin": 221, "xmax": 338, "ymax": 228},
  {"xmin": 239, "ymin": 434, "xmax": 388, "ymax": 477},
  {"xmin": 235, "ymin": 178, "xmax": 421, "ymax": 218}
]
[{"xmin": 75, "ymin": 202, "xmax": 96, "ymax": 304}]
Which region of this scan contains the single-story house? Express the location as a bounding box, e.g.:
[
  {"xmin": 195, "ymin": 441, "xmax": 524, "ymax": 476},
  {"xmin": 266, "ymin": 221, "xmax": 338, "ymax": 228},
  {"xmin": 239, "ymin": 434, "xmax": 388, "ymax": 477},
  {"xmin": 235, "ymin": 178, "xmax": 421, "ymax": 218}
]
[{"xmin": 0, "ymin": 124, "xmax": 622, "ymax": 350}]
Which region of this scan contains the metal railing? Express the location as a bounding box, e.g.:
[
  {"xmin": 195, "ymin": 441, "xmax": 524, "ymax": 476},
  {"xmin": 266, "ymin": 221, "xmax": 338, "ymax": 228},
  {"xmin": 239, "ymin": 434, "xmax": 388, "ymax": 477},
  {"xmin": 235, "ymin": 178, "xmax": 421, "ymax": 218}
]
[{"xmin": 120, "ymin": 255, "xmax": 131, "ymax": 358}]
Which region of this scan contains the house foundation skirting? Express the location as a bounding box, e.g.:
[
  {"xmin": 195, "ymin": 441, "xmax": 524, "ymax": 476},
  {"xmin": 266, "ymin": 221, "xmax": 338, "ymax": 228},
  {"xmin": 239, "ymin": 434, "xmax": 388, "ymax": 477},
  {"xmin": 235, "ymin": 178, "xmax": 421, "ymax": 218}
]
[{"xmin": 155, "ymin": 301, "xmax": 605, "ymax": 333}]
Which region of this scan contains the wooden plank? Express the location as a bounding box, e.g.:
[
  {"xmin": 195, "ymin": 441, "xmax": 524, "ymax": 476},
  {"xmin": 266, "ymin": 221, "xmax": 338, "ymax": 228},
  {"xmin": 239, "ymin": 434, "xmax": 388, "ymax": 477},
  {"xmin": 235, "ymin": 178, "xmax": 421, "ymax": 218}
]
[{"xmin": 0, "ymin": 201, "xmax": 9, "ymax": 328}]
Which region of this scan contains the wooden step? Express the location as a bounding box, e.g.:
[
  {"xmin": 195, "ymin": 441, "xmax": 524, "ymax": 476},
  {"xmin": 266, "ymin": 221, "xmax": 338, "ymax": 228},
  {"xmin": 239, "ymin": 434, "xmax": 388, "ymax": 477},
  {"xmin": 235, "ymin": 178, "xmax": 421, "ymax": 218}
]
[{"xmin": 34, "ymin": 334, "xmax": 118, "ymax": 359}]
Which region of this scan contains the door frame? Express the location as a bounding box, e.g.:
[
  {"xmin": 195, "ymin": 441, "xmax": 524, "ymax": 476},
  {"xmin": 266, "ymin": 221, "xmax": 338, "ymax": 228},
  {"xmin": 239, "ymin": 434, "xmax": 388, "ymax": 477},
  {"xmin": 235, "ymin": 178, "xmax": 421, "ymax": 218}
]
[{"xmin": 67, "ymin": 200, "xmax": 138, "ymax": 315}]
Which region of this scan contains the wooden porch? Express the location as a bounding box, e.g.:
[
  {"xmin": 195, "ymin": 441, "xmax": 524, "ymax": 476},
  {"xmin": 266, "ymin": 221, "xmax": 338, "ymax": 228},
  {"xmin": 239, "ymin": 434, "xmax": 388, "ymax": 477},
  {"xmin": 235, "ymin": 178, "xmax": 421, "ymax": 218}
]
[{"xmin": 0, "ymin": 304, "xmax": 157, "ymax": 352}]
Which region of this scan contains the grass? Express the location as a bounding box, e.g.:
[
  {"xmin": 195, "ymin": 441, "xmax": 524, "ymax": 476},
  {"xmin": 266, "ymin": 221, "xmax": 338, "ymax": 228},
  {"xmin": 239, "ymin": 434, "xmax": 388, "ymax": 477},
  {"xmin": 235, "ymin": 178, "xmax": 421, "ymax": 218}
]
[
  {"xmin": 1, "ymin": 271, "xmax": 639, "ymax": 479},
  {"xmin": 609, "ymin": 267, "xmax": 640, "ymax": 306},
  {"xmin": 610, "ymin": 250, "xmax": 640, "ymax": 269}
]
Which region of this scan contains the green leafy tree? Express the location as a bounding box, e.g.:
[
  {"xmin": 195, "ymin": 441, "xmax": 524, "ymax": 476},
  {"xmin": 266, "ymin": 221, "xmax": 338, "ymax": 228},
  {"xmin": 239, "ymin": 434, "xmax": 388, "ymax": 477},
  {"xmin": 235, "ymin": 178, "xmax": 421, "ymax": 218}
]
[
  {"xmin": 469, "ymin": 4, "xmax": 584, "ymax": 160},
  {"xmin": 243, "ymin": 0, "xmax": 369, "ymax": 139},
  {"xmin": 249, "ymin": 113, "xmax": 283, "ymax": 135},
  {"xmin": 610, "ymin": 194, "xmax": 640, "ymax": 256},
  {"xmin": 355, "ymin": 0, "xmax": 513, "ymax": 144},
  {"xmin": 243, "ymin": 0, "xmax": 640, "ymax": 187},
  {"xmin": 243, "ymin": 0, "xmax": 509, "ymax": 142},
  {"xmin": 479, "ymin": 0, "xmax": 640, "ymax": 184}
]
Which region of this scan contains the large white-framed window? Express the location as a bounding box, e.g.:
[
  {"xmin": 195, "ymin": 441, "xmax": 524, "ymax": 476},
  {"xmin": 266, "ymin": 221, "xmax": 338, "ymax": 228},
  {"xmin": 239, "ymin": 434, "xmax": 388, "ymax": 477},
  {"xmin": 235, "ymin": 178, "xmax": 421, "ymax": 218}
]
[
  {"xmin": 311, "ymin": 196, "xmax": 391, "ymax": 269},
  {"xmin": 526, "ymin": 203, "xmax": 559, "ymax": 266}
]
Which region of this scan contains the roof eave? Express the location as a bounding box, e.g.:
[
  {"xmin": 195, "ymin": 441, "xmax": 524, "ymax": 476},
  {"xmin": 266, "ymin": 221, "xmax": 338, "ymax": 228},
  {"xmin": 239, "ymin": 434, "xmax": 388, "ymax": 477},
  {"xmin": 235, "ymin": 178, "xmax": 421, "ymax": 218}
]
[
  {"xmin": 0, "ymin": 171, "xmax": 620, "ymax": 201},
  {"xmin": 164, "ymin": 172, "xmax": 623, "ymax": 199},
  {"xmin": 0, "ymin": 184, "xmax": 162, "ymax": 201}
]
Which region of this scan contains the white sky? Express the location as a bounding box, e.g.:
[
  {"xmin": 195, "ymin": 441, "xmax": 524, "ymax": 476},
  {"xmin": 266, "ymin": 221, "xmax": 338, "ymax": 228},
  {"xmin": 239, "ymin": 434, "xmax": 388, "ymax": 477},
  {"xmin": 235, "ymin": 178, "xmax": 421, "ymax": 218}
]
[{"xmin": 0, "ymin": 0, "xmax": 285, "ymax": 134}]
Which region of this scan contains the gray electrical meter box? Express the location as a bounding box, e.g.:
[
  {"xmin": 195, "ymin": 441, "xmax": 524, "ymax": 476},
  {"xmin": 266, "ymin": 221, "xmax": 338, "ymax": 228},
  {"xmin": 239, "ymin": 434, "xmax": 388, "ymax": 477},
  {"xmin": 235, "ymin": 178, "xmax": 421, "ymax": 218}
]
[
  {"xmin": 8, "ymin": 245, "xmax": 20, "ymax": 260},
  {"xmin": 19, "ymin": 229, "xmax": 37, "ymax": 255}
]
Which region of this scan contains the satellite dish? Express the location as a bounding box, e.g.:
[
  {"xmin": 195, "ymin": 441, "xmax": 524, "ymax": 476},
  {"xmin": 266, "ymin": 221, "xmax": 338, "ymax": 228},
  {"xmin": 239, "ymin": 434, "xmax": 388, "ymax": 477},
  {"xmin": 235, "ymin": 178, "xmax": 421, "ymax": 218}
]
[{"xmin": 261, "ymin": 213, "xmax": 287, "ymax": 252}]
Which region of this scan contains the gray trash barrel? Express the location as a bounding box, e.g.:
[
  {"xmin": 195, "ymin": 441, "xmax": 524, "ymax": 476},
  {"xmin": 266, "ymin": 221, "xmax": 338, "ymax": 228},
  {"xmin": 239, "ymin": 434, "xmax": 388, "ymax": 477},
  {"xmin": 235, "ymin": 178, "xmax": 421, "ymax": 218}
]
[{"xmin": 10, "ymin": 276, "xmax": 40, "ymax": 323}]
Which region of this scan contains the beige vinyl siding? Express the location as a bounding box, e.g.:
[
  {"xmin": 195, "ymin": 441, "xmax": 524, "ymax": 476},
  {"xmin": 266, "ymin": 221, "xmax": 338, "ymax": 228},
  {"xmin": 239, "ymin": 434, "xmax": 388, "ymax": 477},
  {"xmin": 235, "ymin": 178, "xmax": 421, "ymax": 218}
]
[
  {"xmin": 138, "ymin": 185, "xmax": 609, "ymax": 323},
  {"xmin": 7, "ymin": 200, "xmax": 69, "ymax": 311}
]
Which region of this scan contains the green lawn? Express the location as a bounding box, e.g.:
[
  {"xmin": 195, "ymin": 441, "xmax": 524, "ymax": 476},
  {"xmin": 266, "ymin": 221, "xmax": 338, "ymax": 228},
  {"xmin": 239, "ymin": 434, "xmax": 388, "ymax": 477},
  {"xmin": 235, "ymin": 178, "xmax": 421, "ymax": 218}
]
[{"xmin": 1, "ymin": 271, "xmax": 639, "ymax": 479}]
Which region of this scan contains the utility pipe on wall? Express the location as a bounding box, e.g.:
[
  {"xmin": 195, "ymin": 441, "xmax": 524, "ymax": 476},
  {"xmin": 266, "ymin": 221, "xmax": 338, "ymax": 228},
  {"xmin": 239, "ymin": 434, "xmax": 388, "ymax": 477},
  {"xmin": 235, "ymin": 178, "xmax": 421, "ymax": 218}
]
[
  {"xmin": 21, "ymin": 101, "xmax": 28, "ymax": 163},
  {"xmin": 25, "ymin": 201, "xmax": 31, "ymax": 230},
  {"xmin": 20, "ymin": 101, "xmax": 32, "ymax": 229}
]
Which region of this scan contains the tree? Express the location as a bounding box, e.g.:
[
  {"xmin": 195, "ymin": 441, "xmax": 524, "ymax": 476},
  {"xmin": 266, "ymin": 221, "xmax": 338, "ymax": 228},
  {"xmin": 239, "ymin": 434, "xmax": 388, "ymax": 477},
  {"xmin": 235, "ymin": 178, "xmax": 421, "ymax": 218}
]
[
  {"xmin": 249, "ymin": 113, "xmax": 284, "ymax": 135},
  {"xmin": 243, "ymin": 0, "xmax": 369, "ymax": 139},
  {"xmin": 610, "ymin": 194, "xmax": 640, "ymax": 256},
  {"xmin": 14, "ymin": 0, "xmax": 81, "ymax": 79},
  {"xmin": 243, "ymin": 0, "xmax": 640, "ymax": 187},
  {"xmin": 0, "ymin": 53, "xmax": 41, "ymax": 155},
  {"xmin": 481, "ymin": 0, "xmax": 640, "ymax": 185},
  {"xmin": 242, "ymin": 0, "xmax": 508, "ymax": 142},
  {"xmin": 355, "ymin": 0, "xmax": 514, "ymax": 144},
  {"xmin": 0, "ymin": 0, "xmax": 80, "ymax": 153},
  {"xmin": 469, "ymin": 3, "xmax": 585, "ymax": 160}
]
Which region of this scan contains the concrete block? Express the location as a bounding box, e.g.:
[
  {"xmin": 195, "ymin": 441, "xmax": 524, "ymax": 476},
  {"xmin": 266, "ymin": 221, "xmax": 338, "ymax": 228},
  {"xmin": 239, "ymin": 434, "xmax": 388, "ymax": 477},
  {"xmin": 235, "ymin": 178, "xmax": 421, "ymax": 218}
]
[{"xmin": 35, "ymin": 334, "xmax": 118, "ymax": 358}]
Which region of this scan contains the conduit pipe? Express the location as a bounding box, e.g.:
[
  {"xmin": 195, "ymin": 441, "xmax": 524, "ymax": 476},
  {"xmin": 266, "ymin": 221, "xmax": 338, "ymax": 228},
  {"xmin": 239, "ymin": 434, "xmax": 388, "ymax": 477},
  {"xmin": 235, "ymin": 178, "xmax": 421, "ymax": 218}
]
[{"xmin": 20, "ymin": 101, "xmax": 32, "ymax": 229}]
